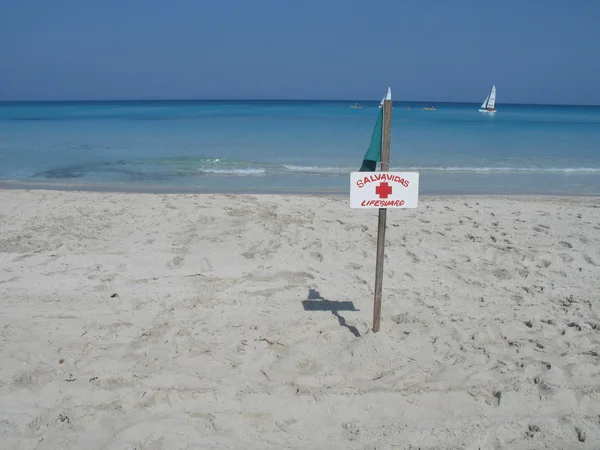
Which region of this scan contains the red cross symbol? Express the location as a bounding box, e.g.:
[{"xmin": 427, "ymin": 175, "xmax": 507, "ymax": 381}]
[{"xmin": 375, "ymin": 181, "xmax": 393, "ymax": 199}]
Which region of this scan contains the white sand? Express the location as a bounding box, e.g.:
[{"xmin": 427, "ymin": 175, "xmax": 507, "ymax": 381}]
[{"xmin": 1, "ymin": 190, "xmax": 600, "ymax": 449}]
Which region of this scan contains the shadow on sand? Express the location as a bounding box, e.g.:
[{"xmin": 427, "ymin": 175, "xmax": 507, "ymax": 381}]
[{"xmin": 302, "ymin": 288, "xmax": 360, "ymax": 337}]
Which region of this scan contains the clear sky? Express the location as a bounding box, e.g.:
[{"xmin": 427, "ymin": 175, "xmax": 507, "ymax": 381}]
[{"xmin": 1, "ymin": 0, "xmax": 599, "ymax": 104}]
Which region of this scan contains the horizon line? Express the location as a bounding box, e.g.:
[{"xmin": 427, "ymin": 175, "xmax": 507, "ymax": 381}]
[{"xmin": 0, "ymin": 98, "xmax": 599, "ymax": 107}]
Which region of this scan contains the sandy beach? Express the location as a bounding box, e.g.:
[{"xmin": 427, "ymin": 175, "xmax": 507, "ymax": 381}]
[{"xmin": 1, "ymin": 189, "xmax": 600, "ymax": 449}]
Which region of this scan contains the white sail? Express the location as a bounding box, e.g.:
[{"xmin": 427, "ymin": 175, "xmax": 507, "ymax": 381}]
[
  {"xmin": 480, "ymin": 95, "xmax": 489, "ymax": 109},
  {"xmin": 487, "ymin": 85, "xmax": 496, "ymax": 109}
]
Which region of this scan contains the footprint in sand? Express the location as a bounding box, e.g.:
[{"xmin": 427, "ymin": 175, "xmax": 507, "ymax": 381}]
[
  {"xmin": 406, "ymin": 250, "xmax": 420, "ymax": 263},
  {"xmin": 492, "ymin": 268, "xmax": 511, "ymax": 280},
  {"xmin": 559, "ymin": 253, "xmax": 574, "ymax": 263},
  {"xmin": 310, "ymin": 251, "xmax": 324, "ymax": 262},
  {"xmin": 295, "ymin": 359, "xmax": 320, "ymax": 375},
  {"xmin": 354, "ymin": 276, "xmax": 368, "ymax": 285},
  {"xmin": 168, "ymin": 255, "xmax": 185, "ymax": 269}
]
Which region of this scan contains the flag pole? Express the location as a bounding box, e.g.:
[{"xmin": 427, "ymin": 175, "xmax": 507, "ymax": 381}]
[{"xmin": 372, "ymin": 95, "xmax": 392, "ymax": 333}]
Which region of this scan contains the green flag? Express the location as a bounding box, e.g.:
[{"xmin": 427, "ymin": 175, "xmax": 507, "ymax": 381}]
[
  {"xmin": 359, "ymin": 107, "xmax": 383, "ymax": 172},
  {"xmin": 359, "ymin": 87, "xmax": 391, "ymax": 172}
]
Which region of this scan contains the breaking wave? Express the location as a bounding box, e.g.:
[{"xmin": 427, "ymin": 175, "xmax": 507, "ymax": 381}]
[
  {"xmin": 405, "ymin": 166, "xmax": 600, "ymax": 173},
  {"xmin": 282, "ymin": 165, "xmax": 351, "ymax": 174},
  {"xmin": 200, "ymin": 168, "xmax": 266, "ymax": 175}
]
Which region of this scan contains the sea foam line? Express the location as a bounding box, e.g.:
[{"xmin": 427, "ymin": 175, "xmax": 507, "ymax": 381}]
[
  {"xmin": 407, "ymin": 166, "xmax": 600, "ymax": 173},
  {"xmin": 200, "ymin": 168, "xmax": 266, "ymax": 175},
  {"xmin": 283, "ymin": 164, "xmax": 600, "ymax": 174},
  {"xmin": 283, "ymin": 165, "xmax": 351, "ymax": 174}
]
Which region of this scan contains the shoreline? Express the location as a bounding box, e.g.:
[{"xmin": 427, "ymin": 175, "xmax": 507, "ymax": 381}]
[{"xmin": 2, "ymin": 180, "xmax": 600, "ymax": 198}]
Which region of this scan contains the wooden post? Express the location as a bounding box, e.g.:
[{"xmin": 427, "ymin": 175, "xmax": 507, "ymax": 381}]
[{"xmin": 372, "ymin": 98, "xmax": 392, "ymax": 333}]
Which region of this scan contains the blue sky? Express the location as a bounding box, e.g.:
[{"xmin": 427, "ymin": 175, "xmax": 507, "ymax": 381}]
[{"xmin": 1, "ymin": 0, "xmax": 599, "ymax": 104}]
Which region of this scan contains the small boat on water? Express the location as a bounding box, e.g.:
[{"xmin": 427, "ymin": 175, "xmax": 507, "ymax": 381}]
[
  {"xmin": 479, "ymin": 85, "xmax": 497, "ymax": 113},
  {"xmin": 423, "ymin": 106, "xmax": 436, "ymax": 111},
  {"xmin": 350, "ymin": 103, "xmax": 363, "ymax": 109}
]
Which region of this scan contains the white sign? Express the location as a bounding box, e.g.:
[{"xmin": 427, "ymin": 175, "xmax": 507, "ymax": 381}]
[{"xmin": 350, "ymin": 172, "xmax": 419, "ymax": 209}]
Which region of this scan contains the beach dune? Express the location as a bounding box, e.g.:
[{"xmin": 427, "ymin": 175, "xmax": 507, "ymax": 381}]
[{"xmin": 1, "ymin": 190, "xmax": 600, "ymax": 449}]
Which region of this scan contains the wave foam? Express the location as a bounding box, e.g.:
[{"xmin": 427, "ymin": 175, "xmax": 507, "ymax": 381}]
[
  {"xmin": 283, "ymin": 164, "xmax": 600, "ymax": 174},
  {"xmin": 200, "ymin": 168, "xmax": 266, "ymax": 176},
  {"xmin": 406, "ymin": 166, "xmax": 600, "ymax": 173},
  {"xmin": 283, "ymin": 165, "xmax": 351, "ymax": 174}
]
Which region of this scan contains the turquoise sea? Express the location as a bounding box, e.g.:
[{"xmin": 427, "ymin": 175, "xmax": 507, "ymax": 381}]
[{"xmin": 0, "ymin": 100, "xmax": 599, "ymax": 195}]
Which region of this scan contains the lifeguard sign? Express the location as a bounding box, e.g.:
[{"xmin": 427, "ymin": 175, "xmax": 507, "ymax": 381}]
[
  {"xmin": 350, "ymin": 87, "xmax": 420, "ymax": 333},
  {"xmin": 350, "ymin": 172, "xmax": 419, "ymax": 208}
]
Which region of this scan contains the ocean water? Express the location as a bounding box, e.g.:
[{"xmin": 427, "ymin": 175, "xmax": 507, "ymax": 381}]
[{"xmin": 0, "ymin": 100, "xmax": 599, "ymax": 195}]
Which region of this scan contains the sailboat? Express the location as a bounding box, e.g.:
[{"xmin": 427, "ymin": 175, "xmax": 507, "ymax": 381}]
[
  {"xmin": 479, "ymin": 85, "xmax": 497, "ymax": 113},
  {"xmin": 350, "ymin": 103, "xmax": 363, "ymax": 109}
]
